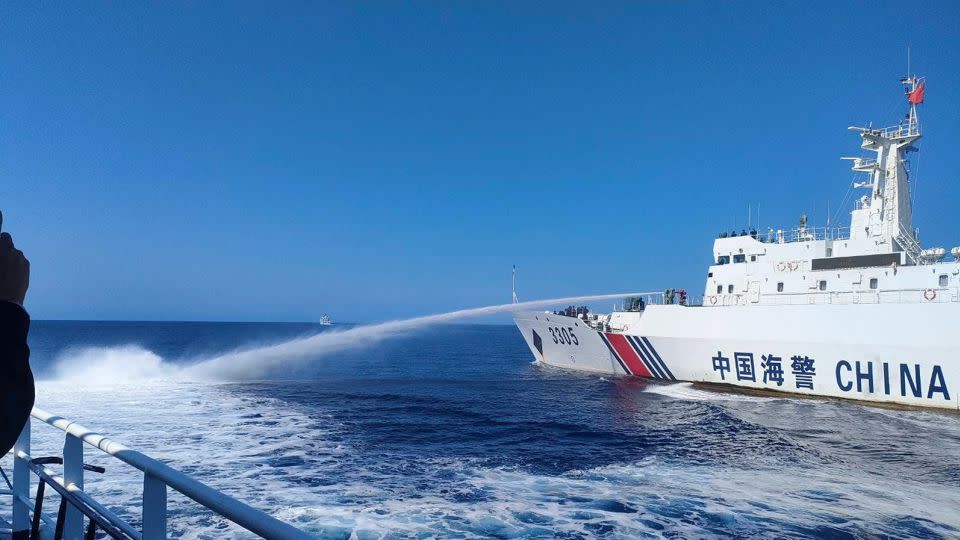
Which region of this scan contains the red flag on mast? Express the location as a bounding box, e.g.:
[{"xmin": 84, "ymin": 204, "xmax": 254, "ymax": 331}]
[{"xmin": 908, "ymin": 82, "xmax": 925, "ymax": 104}]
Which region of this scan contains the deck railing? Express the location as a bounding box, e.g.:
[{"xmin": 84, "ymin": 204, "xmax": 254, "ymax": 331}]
[
  {"xmin": 705, "ymin": 287, "xmax": 958, "ymax": 307},
  {"xmin": 774, "ymin": 226, "xmax": 850, "ymax": 243},
  {"xmin": 876, "ymin": 123, "xmax": 920, "ymax": 139},
  {"xmin": 723, "ymin": 227, "xmax": 851, "ymax": 245},
  {"xmin": 613, "ymin": 292, "xmax": 666, "ymax": 311},
  {"xmin": 3, "ymin": 408, "xmax": 315, "ymax": 539}
]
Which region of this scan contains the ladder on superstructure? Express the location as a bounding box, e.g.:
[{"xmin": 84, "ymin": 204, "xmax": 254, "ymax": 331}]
[{"xmin": 896, "ymin": 223, "xmax": 923, "ymax": 265}]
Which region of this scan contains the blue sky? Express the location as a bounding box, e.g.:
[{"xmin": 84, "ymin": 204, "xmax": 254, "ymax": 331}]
[{"xmin": 3, "ymin": 2, "xmax": 959, "ymax": 322}]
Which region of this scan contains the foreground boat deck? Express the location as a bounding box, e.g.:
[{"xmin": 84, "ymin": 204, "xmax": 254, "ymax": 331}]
[{"xmin": 3, "ymin": 408, "xmax": 314, "ymax": 539}]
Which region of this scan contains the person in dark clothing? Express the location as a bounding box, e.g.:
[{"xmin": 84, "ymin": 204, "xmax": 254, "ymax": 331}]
[{"xmin": 0, "ymin": 211, "xmax": 33, "ymax": 458}]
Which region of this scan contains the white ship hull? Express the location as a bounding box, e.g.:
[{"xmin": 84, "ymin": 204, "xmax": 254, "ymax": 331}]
[
  {"xmin": 514, "ymin": 74, "xmax": 959, "ymax": 412},
  {"xmin": 514, "ymin": 303, "xmax": 959, "ymax": 411}
]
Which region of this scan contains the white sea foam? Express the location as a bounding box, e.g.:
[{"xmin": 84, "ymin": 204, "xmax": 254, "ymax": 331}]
[
  {"xmin": 20, "ymin": 369, "xmax": 960, "ymax": 538},
  {"xmin": 52, "ymin": 345, "xmax": 177, "ymax": 383},
  {"xmin": 47, "ymin": 293, "xmax": 645, "ymax": 383},
  {"xmin": 23, "ymin": 381, "xmax": 346, "ymax": 539},
  {"xmin": 643, "ymin": 382, "xmax": 774, "ymax": 403},
  {"xmin": 15, "ymin": 380, "xmax": 960, "ymax": 539}
]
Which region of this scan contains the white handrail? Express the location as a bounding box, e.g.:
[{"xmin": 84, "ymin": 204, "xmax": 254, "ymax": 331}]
[
  {"xmin": 12, "ymin": 407, "xmax": 315, "ymax": 539},
  {"xmin": 705, "ymin": 287, "xmax": 958, "ymax": 307},
  {"xmin": 877, "ymin": 123, "xmax": 920, "ymax": 138}
]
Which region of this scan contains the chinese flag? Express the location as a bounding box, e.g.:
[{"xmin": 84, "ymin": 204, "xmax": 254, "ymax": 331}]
[{"xmin": 908, "ymin": 82, "xmax": 925, "ymax": 104}]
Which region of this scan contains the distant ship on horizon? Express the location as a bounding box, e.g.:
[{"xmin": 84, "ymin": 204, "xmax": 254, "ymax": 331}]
[{"xmin": 319, "ymin": 314, "xmax": 333, "ymax": 326}]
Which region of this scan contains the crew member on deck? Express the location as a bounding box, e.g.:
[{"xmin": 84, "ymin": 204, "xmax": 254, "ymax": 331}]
[{"xmin": 0, "ymin": 211, "xmax": 33, "ymax": 458}]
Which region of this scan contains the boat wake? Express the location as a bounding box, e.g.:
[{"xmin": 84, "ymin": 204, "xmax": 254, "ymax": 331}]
[
  {"xmin": 31, "ymin": 319, "xmax": 960, "ymax": 539},
  {"xmin": 30, "ymin": 377, "xmax": 960, "ymax": 539},
  {"xmin": 47, "ymin": 293, "xmax": 644, "ymax": 384}
]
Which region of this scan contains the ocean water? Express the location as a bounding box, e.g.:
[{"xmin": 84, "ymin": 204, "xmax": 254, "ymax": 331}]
[{"xmin": 6, "ymin": 321, "xmax": 960, "ymax": 539}]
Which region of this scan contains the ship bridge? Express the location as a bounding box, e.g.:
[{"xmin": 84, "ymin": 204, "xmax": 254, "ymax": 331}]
[{"xmin": 703, "ymin": 75, "xmax": 960, "ymax": 309}]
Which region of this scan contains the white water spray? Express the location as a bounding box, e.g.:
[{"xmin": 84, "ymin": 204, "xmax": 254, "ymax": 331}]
[{"xmin": 51, "ymin": 293, "xmax": 648, "ymax": 383}]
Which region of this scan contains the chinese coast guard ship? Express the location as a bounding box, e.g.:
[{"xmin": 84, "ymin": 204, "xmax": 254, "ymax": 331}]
[{"xmin": 514, "ymin": 75, "xmax": 959, "ymax": 411}]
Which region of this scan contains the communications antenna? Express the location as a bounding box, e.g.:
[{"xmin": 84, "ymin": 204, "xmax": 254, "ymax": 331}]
[{"xmin": 512, "ymin": 265, "xmax": 519, "ymax": 304}]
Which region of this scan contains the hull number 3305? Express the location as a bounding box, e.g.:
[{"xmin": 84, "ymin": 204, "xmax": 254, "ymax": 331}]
[{"xmin": 548, "ymin": 326, "xmax": 579, "ymax": 346}]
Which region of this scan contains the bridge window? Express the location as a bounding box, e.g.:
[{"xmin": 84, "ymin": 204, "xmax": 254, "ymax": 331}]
[
  {"xmin": 733, "ymin": 254, "xmax": 746, "ymax": 263},
  {"xmin": 717, "ymin": 285, "xmax": 722, "ymax": 294},
  {"xmin": 870, "ymin": 278, "xmax": 878, "ymax": 289},
  {"xmin": 939, "ymin": 274, "xmax": 948, "ymax": 287},
  {"xmin": 728, "ymin": 284, "xmax": 734, "ymax": 294},
  {"xmin": 717, "ymin": 255, "xmax": 730, "ymax": 265},
  {"xmin": 750, "ymin": 255, "xmax": 757, "ymax": 262},
  {"xmin": 777, "ymin": 282, "xmax": 784, "ymax": 292},
  {"xmin": 818, "ymin": 280, "xmax": 827, "ymax": 291}
]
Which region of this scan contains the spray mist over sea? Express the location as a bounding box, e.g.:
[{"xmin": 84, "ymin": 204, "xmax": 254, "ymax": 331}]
[{"xmin": 48, "ymin": 293, "xmax": 645, "ymax": 383}]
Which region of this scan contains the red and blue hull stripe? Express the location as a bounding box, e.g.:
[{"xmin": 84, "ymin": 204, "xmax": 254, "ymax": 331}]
[{"xmin": 599, "ymin": 332, "xmax": 676, "ymax": 381}]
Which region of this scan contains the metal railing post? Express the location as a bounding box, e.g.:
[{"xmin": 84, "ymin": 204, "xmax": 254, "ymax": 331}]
[
  {"xmin": 142, "ymin": 473, "xmax": 168, "ymax": 539},
  {"xmin": 12, "ymin": 420, "xmax": 31, "ymax": 535},
  {"xmin": 62, "ymin": 433, "xmax": 85, "ymax": 540},
  {"xmin": 28, "ymin": 408, "xmax": 314, "ymax": 540}
]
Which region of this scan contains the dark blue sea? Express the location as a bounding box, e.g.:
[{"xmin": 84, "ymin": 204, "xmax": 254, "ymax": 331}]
[{"xmin": 12, "ymin": 321, "xmax": 960, "ymax": 539}]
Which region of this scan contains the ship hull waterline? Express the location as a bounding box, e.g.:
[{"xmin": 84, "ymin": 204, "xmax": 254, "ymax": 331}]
[{"xmin": 514, "ymin": 304, "xmax": 959, "ymax": 411}]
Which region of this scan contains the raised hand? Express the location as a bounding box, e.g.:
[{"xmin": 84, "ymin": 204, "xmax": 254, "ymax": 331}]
[{"xmin": 0, "ymin": 211, "xmax": 30, "ymax": 306}]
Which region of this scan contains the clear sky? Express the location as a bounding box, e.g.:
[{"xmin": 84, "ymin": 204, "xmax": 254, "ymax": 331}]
[{"xmin": 3, "ymin": 2, "xmax": 959, "ymax": 322}]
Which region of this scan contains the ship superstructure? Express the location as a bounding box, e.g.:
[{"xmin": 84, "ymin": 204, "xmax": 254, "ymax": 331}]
[
  {"xmin": 514, "ymin": 75, "xmax": 959, "ymax": 410},
  {"xmin": 704, "ymin": 75, "xmax": 948, "ymax": 308}
]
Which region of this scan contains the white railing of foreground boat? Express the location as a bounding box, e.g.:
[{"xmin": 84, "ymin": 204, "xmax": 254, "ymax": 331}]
[{"xmin": 7, "ymin": 407, "xmax": 315, "ymax": 540}]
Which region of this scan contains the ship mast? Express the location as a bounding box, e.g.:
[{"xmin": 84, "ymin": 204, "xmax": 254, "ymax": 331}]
[
  {"xmin": 512, "ymin": 265, "xmax": 519, "ymax": 304},
  {"xmin": 843, "ymin": 74, "xmax": 924, "ymax": 263},
  {"xmin": 902, "ymin": 74, "xmax": 922, "ymax": 137}
]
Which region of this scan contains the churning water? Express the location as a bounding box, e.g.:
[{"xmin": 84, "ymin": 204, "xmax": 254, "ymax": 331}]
[{"xmin": 8, "ymin": 318, "xmax": 960, "ymax": 539}]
